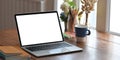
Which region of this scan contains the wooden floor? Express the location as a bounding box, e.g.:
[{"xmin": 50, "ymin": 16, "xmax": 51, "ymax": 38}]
[{"xmin": 0, "ymin": 29, "xmax": 120, "ymax": 60}]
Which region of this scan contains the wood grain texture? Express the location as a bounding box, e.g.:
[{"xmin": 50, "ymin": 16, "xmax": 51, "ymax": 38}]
[
  {"xmin": 0, "ymin": 29, "xmax": 19, "ymax": 45},
  {"xmin": 0, "ymin": 29, "xmax": 120, "ymax": 60}
]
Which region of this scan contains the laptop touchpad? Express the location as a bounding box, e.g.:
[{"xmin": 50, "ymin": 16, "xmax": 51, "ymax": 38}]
[{"xmin": 33, "ymin": 48, "xmax": 70, "ymax": 56}]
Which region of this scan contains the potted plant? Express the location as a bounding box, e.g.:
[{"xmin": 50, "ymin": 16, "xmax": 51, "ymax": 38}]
[
  {"xmin": 60, "ymin": 0, "xmax": 97, "ymax": 38},
  {"xmin": 81, "ymin": 0, "xmax": 97, "ymax": 25},
  {"xmin": 60, "ymin": 0, "xmax": 79, "ymax": 37},
  {"xmin": 75, "ymin": 0, "xmax": 97, "ymax": 37}
]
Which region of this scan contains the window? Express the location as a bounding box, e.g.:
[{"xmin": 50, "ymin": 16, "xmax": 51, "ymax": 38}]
[{"xmin": 109, "ymin": 0, "xmax": 120, "ymax": 35}]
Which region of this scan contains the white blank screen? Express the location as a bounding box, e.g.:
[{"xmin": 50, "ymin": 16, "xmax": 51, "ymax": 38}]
[{"xmin": 16, "ymin": 12, "xmax": 63, "ymax": 46}]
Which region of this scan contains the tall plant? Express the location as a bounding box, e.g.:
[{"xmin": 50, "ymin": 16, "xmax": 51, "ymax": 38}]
[
  {"xmin": 60, "ymin": 0, "xmax": 77, "ymax": 32},
  {"xmin": 81, "ymin": 0, "xmax": 97, "ymax": 25}
]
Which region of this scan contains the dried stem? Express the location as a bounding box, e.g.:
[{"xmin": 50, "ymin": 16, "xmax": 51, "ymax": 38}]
[{"xmin": 85, "ymin": 13, "xmax": 89, "ymax": 25}]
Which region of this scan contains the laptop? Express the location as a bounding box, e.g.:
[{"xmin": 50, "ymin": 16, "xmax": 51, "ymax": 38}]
[{"xmin": 15, "ymin": 11, "xmax": 82, "ymax": 57}]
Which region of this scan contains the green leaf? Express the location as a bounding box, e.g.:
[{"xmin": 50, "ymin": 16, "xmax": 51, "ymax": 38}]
[{"xmin": 68, "ymin": 1, "xmax": 76, "ymax": 8}]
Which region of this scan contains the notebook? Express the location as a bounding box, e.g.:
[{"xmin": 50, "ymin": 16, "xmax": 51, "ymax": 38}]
[{"xmin": 15, "ymin": 11, "xmax": 82, "ymax": 57}]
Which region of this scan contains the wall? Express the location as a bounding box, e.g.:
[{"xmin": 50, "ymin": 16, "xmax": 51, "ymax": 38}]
[
  {"xmin": 45, "ymin": 0, "xmax": 54, "ymax": 11},
  {"xmin": 0, "ymin": 0, "xmax": 108, "ymax": 32},
  {"xmin": 0, "ymin": 0, "xmax": 41, "ymax": 30},
  {"xmin": 0, "ymin": 0, "xmax": 55, "ymax": 30}
]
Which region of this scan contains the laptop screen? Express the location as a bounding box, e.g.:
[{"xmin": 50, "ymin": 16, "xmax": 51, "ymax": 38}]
[{"xmin": 15, "ymin": 11, "xmax": 63, "ymax": 46}]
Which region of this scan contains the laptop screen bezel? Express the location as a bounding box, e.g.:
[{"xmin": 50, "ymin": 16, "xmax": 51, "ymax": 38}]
[{"xmin": 15, "ymin": 11, "xmax": 65, "ymax": 47}]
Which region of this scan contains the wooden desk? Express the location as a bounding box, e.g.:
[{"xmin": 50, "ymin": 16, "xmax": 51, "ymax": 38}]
[{"xmin": 0, "ymin": 29, "xmax": 120, "ymax": 60}]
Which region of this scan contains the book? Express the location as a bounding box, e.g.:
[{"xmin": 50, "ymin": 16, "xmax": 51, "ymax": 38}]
[
  {"xmin": 0, "ymin": 50, "xmax": 30, "ymax": 60},
  {"xmin": 6, "ymin": 56, "xmax": 30, "ymax": 60}
]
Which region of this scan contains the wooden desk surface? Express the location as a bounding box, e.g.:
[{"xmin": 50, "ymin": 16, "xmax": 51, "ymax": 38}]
[{"xmin": 0, "ymin": 29, "xmax": 120, "ymax": 60}]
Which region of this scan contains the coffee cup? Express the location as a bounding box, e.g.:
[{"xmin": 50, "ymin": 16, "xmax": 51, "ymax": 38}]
[{"xmin": 75, "ymin": 25, "xmax": 91, "ymax": 37}]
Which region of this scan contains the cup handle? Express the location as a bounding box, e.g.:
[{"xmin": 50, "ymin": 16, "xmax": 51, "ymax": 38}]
[{"xmin": 87, "ymin": 30, "xmax": 91, "ymax": 35}]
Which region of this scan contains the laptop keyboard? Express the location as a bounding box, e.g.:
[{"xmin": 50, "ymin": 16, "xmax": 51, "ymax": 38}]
[{"xmin": 26, "ymin": 42, "xmax": 71, "ymax": 51}]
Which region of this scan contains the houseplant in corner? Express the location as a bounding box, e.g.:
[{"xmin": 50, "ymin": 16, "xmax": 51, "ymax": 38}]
[{"xmin": 75, "ymin": 0, "xmax": 97, "ymax": 38}]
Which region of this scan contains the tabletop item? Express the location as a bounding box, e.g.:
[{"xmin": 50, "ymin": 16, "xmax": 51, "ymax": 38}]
[{"xmin": 15, "ymin": 11, "xmax": 82, "ymax": 57}]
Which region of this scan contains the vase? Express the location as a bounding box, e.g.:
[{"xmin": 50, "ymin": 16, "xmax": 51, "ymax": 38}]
[
  {"xmin": 67, "ymin": 15, "xmax": 76, "ymax": 33},
  {"xmin": 64, "ymin": 22, "xmax": 67, "ymax": 32},
  {"xmin": 67, "ymin": 9, "xmax": 78, "ymax": 33}
]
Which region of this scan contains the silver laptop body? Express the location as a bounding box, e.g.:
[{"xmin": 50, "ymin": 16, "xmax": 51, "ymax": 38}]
[{"xmin": 15, "ymin": 11, "xmax": 82, "ymax": 57}]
